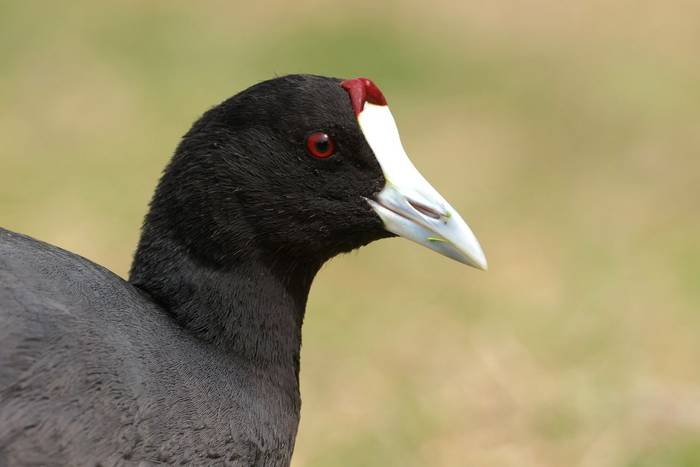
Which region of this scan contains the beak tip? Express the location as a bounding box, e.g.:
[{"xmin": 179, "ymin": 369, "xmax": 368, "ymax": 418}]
[
  {"xmin": 466, "ymin": 250, "xmax": 488, "ymax": 271},
  {"xmin": 456, "ymin": 232, "xmax": 488, "ymax": 271}
]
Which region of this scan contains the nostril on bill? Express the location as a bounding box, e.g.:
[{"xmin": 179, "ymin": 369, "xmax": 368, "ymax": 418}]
[{"xmin": 407, "ymin": 199, "xmax": 444, "ymax": 220}]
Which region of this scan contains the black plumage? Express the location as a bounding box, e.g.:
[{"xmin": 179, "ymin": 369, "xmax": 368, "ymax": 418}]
[{"xmin": 0, "ymin": 75, "xmax": 393, "ymax": 466}]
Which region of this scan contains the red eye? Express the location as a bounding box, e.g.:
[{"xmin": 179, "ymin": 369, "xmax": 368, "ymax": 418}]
[{"xmin": 306, "ymin": 132, "xmax": 335, "ymax": 159}]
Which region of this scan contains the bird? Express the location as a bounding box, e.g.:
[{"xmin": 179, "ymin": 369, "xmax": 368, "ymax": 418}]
[{"xmin": 0, "ymin": 74, "xmax": 487, "ymax": 466}]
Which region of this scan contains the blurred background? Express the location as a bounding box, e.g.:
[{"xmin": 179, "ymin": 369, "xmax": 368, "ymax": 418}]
[{"xmin": 2, "ymin": 1, "xmax": 699, "ymax": 465}]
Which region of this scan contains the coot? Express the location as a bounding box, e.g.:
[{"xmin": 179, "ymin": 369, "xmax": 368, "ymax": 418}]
[{"xmin": 0, "ymin": 75, "xmax": 486, "ymax": 466}]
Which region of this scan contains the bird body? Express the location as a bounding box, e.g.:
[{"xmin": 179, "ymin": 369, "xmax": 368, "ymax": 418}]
[
  {"xmin": 0, "ymin": 75, "xmax": 486, "ymax": 466},
  {"xmin": 1, "ymin": 229, "xmax": 298, "ymax": 465}
]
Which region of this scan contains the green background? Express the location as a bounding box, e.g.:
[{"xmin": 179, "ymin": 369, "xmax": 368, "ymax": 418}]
[{"xmin": 2, "ymin": 1, "xmax": 700, "ymax": 466}]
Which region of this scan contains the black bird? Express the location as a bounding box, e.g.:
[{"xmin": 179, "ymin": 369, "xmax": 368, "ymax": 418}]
[{"xmin": 0, "ymin": 74, "xmax": 486, "ymax": 466}]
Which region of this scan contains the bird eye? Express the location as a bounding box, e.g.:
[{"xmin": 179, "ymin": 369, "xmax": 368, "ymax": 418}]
[{"xmin": 306, "ymin": 132, "xmax": 335, "ymax": 159}]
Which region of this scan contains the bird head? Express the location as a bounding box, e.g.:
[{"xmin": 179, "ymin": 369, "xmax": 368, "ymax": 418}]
[{"xmin": 148, "ymin": 74, "xmax": 486, "ymax": 271}]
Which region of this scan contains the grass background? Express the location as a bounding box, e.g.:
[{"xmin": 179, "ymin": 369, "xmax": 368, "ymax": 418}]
[{"xmin": 2, "ymin": 1, "xmax": 700, "ymax": 465}]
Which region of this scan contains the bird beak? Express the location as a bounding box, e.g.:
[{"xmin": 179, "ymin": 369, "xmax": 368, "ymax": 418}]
[{"xmin": 360, "ymin": 103, "xmax": 487, "ymax": 270}]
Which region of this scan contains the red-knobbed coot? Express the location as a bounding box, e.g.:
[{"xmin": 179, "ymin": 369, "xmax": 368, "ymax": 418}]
[{"xmin": 0, "ymin": 75, "xmax": 486, "ymax": 466}]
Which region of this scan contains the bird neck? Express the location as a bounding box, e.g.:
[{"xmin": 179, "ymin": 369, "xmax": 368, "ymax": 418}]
[{"xmin": 129, "ymin": 225, "xmax": 321, "ymax": 384}]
